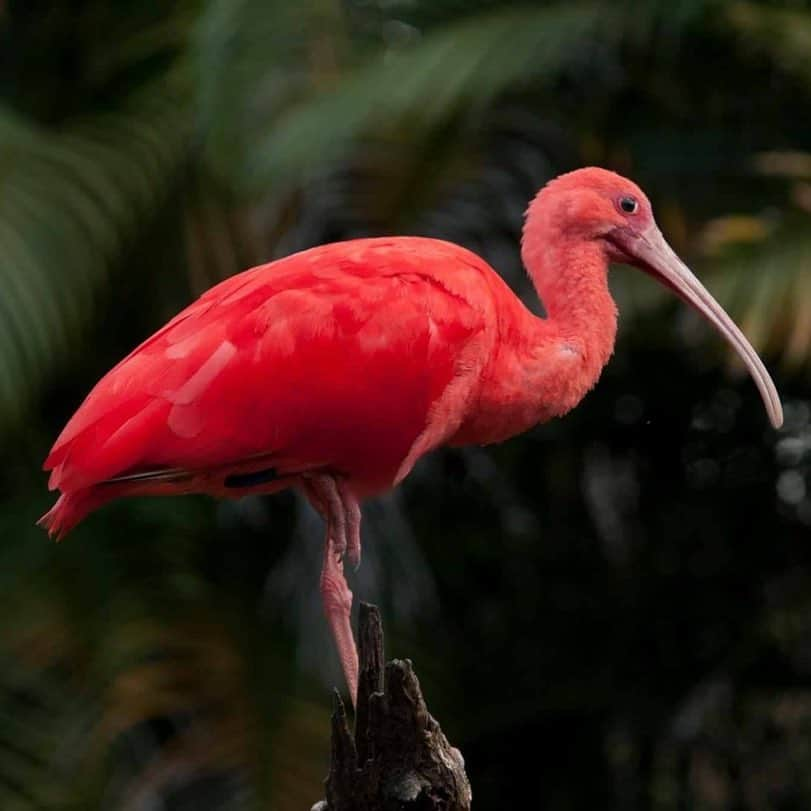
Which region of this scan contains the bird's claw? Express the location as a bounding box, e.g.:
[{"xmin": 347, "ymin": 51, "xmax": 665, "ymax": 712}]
[
  {"xmin": 346, "ymin": 544, "xmax": 361, "ymax": 571},
  {"xmin": 332, "ymin": 533, "xmax": 347, "ymax": 563},
  {"xmin": 332, "ymin": 533, "xmax": 359, "ymax": 571}
]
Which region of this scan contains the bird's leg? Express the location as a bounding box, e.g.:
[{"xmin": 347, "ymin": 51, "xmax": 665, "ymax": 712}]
[
  {"xmin": 303, "ymin": 474, "xmax": 359, "ymax": 705},
  {"xmin": 320, "ymin": 528, "xmax": 359, "ymax": 705}
]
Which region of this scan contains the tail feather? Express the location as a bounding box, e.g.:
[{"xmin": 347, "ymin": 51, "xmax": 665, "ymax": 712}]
[
  {"xmin": 39, "ymin": 456, "xmax": 296, "ymax": 540},
  {"xmin": 37, "ymin": 489, "xmax": 115, "ymax": 540}
]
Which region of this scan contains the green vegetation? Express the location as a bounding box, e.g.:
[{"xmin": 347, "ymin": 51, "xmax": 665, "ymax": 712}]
[{"xmin": 1, "ymin": 1, "xmax": 810, "ymax": 807}]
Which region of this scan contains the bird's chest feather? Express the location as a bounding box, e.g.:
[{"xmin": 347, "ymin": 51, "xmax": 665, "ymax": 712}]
[{"xmin": 449, "ymin": 336, "xmax": 608, "ymax": 447}]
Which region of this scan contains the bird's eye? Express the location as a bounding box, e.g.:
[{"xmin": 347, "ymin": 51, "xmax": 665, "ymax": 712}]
[{"xmin": 619, "ymin": 196, "xmax": 638, "ymax": 214}]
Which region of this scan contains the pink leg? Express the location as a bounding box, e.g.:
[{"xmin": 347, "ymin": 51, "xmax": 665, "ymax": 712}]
[
  {"xmin": 320, "ymin": 528, "xmax": 358, "ymax": 704},
  {"xmin": 304, "ymin": 474, "xmax": 362, "ymax": 705}
]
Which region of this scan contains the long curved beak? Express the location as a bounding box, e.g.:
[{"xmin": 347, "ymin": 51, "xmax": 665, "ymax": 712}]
[{"xmin": 621, "ymin": 225, "xmax": 783, "ymax": 429}]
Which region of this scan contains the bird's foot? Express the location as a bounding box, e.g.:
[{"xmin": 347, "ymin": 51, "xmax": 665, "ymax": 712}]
[
  {"xmin": 304, "ymin": 474, "xmax": 362, "ymax": 570},
  {"xmin": 337, "ymin": 478, "xmax": 361, "ymax": 570}
]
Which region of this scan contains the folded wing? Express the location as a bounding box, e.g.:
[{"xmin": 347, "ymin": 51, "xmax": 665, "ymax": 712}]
[{"xmin": 44, "ymin": 238, "xmax": 495, "ymax": 500}]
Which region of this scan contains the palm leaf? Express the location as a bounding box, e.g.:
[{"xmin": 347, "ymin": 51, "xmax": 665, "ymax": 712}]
[
  {"xmin": 0, "ymin": 85, "xmax": 189, "ymax": 431},
  {"xmin": 191, "ymin": 0, "xmax": 349, "ymax": 182},
  {"xmin": 702, "ymin": 219, "xmax": 811, "ymax": 372},
  {"xmin": 220, "ymin": 0, "xmax": 715, "ymax": 190}
]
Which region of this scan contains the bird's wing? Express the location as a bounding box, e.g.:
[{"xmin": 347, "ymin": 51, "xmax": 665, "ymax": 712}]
[{"xmin": 45, "ymin": 237, "xmax": 497, "ymax": 494}]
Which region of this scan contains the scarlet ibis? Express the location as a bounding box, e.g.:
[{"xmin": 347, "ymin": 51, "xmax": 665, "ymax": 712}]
[{"xmin": 40, "ymin": 167, "xmax": 783, "ymax": 703}]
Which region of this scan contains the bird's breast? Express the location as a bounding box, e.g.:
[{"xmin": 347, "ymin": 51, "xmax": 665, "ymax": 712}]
[{"xmin": 449, "ymin": 336, "xmax": 608, "ymax": 447}]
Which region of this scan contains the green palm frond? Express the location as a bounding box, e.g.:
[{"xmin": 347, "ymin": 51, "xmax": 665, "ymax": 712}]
[
  {"xmin": 223, "ymin": 0, "xmax": 715, "ymax": 191},
  {"xmin": 704, "ymin": 220, "xmax": 811, "ymax": 371},
  {"xmin": 191, "ymin": 0, "xmax": 349, "ymax": 181},
  {"xmin": 0, "ymin": 86, "xmax": 189, "ymax": 430}
]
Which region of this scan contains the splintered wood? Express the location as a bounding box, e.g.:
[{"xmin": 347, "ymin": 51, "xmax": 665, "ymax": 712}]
[{"xmin": 311, "ymin": 603, "xmax": 471, "ymax": 811}]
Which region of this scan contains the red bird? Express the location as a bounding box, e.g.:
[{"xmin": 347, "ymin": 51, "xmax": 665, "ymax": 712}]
[{"xmin": 40, "ymin": 168, "xmax": 783, "ymax": 703}]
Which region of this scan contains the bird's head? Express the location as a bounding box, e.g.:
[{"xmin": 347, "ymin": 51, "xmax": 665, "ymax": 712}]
[{"xmin": 523, "ymin": 166, "xmax": 783, "ymax": 429}]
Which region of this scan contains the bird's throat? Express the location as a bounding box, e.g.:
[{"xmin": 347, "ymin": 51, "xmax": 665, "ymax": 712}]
[{"xmin": 533, "ymin": 240, "xmax": 618, "ymax": 374}]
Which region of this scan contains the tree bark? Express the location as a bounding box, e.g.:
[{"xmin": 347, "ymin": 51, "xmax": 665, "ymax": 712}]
[{"xmin": 311, "ymin": 603, "xmax": 472, "ymax": 811}]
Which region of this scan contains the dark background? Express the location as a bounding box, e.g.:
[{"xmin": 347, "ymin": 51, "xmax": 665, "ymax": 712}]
[{"xmin": 1, "ymin": 1, "xmax": 811, "ymax": 808}]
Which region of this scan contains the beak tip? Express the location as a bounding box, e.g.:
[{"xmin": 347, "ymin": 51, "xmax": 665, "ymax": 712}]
[{"xmin": 769, "ymin": 400, "xmax": 784, "ymax": 430}]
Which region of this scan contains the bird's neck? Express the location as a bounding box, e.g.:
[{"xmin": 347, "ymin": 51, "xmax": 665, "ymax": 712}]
[
  {"xmin": 517, "ymin": 234, "xmax": 618, "ymax": 422},
  {"xmin": 526, "ymin": 237, "xmax": 618, "ymax": 373},
  {"xmin": 451, "ymin": 237, "xmax": 619, "ymax": 448}
]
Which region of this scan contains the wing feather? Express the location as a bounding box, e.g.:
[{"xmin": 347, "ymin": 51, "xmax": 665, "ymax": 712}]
[{"xmin": 45, "ymin": 237, "xmax": 496, "ymax": 495}]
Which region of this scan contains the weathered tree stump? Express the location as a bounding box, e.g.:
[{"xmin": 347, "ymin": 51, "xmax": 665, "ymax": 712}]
[{"xmin": 311, "ymin": 603, "xmax": 471, "ymax": 811}]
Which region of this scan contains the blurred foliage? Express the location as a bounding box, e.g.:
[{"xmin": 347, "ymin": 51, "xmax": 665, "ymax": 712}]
[{"xmin": 1, "ymin": 0, "xmax": 811, "ymax": 808}]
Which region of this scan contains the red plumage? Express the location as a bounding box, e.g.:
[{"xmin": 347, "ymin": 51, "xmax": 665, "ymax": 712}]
[{"xmin": 41, "ymin": 237, "xmax": 502, "ymax": 536}]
